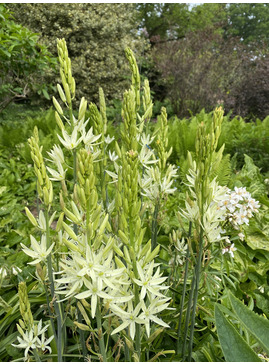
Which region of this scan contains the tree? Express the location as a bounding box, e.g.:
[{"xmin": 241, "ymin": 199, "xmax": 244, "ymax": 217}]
[
  {"xmin": 8, "ymin": 4, "xmax": 145, "ymax": 104},
  {"xmin": 136, "ymin": 3, "xmax": 227, "ymax": 42},
  {"xmin": 0, "ymin": 4, "xmax": 56, "ymax": 112},
  {"xmin": 226, "ymin": 3, "xmax": 269, "ymax": 45},
  {"xmin": 152, "ymin": 26, "xmax": 246, "ymax": 117},
  {"xmin": 136, "ymin": 3, "xmax": 190, "ymax": 41}
]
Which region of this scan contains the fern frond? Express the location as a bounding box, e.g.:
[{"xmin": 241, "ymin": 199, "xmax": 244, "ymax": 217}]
[{"xmin": 210, "ymin": 154, "xmax": 232, "ymax": 186}]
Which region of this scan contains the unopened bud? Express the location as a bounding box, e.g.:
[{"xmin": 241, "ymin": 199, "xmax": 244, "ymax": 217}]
[
  {"xmin": 25, "ymin": 207, "xmax": 38, "ymax": 227},
  {"xmin": 56, "ymin": 212, "xmax": 64, "ymax": 232},
  {"xmin": 43, "ymin": 186, "xmax": 50, "ymax": 206},
  {"xmin": 57, "ymin": 84, "xmax": 66, "ymax": 103},
  {"xmin": 63, "ymin": 82, "xmax": 71, "ymax": 104},
  {"xmin": 53, "ymin": 97, "xmax": 63, "ymax": 115}
]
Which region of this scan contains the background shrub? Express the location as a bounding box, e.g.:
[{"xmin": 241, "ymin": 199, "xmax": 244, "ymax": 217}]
[
  {"xmin": 8, "ymin": 3, "xmax": 147, "ymax": 105},
  {"xmin": 0, "ymin": 4, "xmax": 56, "ymax": 112}
]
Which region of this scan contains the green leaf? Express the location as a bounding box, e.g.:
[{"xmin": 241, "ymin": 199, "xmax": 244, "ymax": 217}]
[
  {"xmin": 0, "ymin": 332, "xmax": 18, "ymax": 354},
  {"xmin": 229, "ymin": 291, "xmax": 269, "ymax": 355},
  {"xmin": 214, "ymin": 304, "xmax": 261, "ymax": 362},
  {"xmin": 246, "ymin": 232, "xmax": 269, "ymax": 251},
  {"xmin": 42, "ymin": 88, "xmax": 50, "ymax": 100}
]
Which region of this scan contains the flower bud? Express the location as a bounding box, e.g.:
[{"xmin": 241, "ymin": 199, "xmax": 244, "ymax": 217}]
[
  {"xmin": 25, "ymin": 207, "xmax": 38, "ymax": 227},
  {"xmin": 53, "ymin": 97, "xmax": 63, "ymax": 115},
  {"xmin": 63, "ymin": 222, "xmax": 78, "ymax": 241},
  {"xmin": 78, "ymin": 97, "xmax": 87, "ymax": 121},
  {"xmin": 56, "ymin": 212, "xmax": 65, "ymax": 232},
  {"xmin": 43, "ymin": 186, "xmax": 50, "ymax": 206},
  {"xmin": 57, "ymin": 84, "xmax": 66, "ymax": 103},
  {"xmin": 63, "ymin": 82, "xmax": 71, "ymax": 104}
]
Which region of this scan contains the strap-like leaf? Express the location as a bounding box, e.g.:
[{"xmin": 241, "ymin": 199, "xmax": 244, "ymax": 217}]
[{"xmin": 215, "ymin": 304, "xmax": 261, "ymax": 362}]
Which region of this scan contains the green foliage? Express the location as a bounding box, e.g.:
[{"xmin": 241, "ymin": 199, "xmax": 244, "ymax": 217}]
[
  {"xmin": 226, "ymin": 4, "xmax": 269, "ymax": 45},
  {"xmin": 215, "ymin": 291, "xmax": 269, "ymax": 362},
  {"xmin": 136, "ymin": 3, "xmax": 226, "ymax": 41},
  {"xmin": 219, "ymin": 116, "xmax": 269, "ymax": 173},
  {"xmin": 0, "ymin": 108, "xmax": 60, "ymax": 156},
  {"xmin": 215, "ymin": 304, "xmax": 262, "ymax": 362},
  {"xmin": 136, "ymin": 4, "xmax": 190, "ymax": 40},
  {"xmin": 0, "ymin": 148, "xmax": 36, "ymax": 251},
  {"xmin": 229, "ymin": 292, "xmax": 269, "ymax": 355},
  {"xmin": 8, "ymin": 3, "xmax": 146, "ymax": 104},
  {"xmin": 188, "ymin": 4, "xmax": 227, "ymax": 33},
  {"xmin": 0, "ymin": 4, "xmax": 56, "ymax": 111},
  {"xmin": 230, "ymin": 154, "xmax": 267, "ymax": 197},
  {"xmin": 168, "ymin": 110, "xmax": 269, "ymax": 178}
]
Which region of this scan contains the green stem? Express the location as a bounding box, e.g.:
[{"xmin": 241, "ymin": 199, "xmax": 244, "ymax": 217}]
[
  {"xmin": 135, "ymin": 321, "xmax": 141, "ymax": 360},
  {"xmin": 77, "ymin": 301, "xmax": 87, "ymax": 359},
  {"xmin": 124, "ymin": 328, "xmax": 131, "ymax": 362},
  {"xmin": 96, "ymin": 299, "xmax": 107, "ymax": 362},
  {"xmin": 44, "ymin": 282, "xmax": 57, "ymax": 343},
  {"xmin": 33, "ymin": 348, "xmax": 41, "ymax": 362},
  {"xmin": 73, "ymin": 148, "xmax": 78, "ymax": 236},
  {"xmin": 69, "ymin": 104, "xmax": 74, "ymax": 128},
  {"xmin": 132, "ymin": 260, "xmax": 141, "ymax": 360},
  {"xmin": 151, "ymin": 199, "xmax": 159, "ymax": 250},
  {"xmin": 176, "ymin": 221, "xmax": 192, "ymax": 355},
  {"xmin": 36, "ymin": 182, "xmax": 40, "ymax": 215},
  {"xmin": 73, "ymin": 149, "xmax": 77, "ymax": 185},
  {"xmin": 187, "ymin": 229, "xmax": 204, "ymax": 362},
  {"xmin": 182, "ymin": 267, "xmax": 196, "ymax": 361},
  {"xmin": 45, "ymin": 208, "xmax": 63, "ymax": 362}
]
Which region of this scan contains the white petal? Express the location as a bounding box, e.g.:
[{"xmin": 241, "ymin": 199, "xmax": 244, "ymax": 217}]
[
  {"xmin": 91, "ymin": 294, "xmax": 97, "ymax": 318},
  {"xmin": 111, "ymin": 321, "xmax": 129, "ymax": 336}
]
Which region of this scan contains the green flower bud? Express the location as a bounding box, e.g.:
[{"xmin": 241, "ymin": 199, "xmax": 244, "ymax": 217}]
[
  {"xmin": 118, "ymin": 230, "xmax": 129, "ymax": 245},
  {"xmin": 63, "ymin": 238, "xmax": 81, "ymax": 253},
  {"xmin": 53, "ymin": 96, "xmax": 63, "ymax": 115},
  {"xmin": 25, "ymin": 207, "xmax": 38, "ymax": 227},
  {"xmin": 63, "ymin": 82, "xmax": 71, "ymax": 104},
  {"xmin": 64, "ymin": 207, "xmax": 80, "ymax": 224},
  {"xmin": 78, "ymin": 97, "xmax": 87, "ymax": 121},
  {"xmin": 43, "ymin": 186, "xmax": 50, "ymax": 206},
  {"xmin": 18, "ymin": 282, "xmax": 33, "ymax": 329},
  {"xmin": 63, "ymin": 222, "xmax": 78, "ymax": 241},
  {"xmin": 145, "ymin": 244, "xmax": 160, "ymax": 264},
  {"xmin": 56, "ymin": 212, "xmax": 65, "ymax": 232},
  {"xmin": 57, "ymin": 83, "xmax": 66, "ymax": 103}
]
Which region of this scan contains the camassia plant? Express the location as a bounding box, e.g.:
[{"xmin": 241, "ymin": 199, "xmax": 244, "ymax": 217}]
[
  {"xmin": 173, "ymin": 109, "xmax": 260, "ymax": 360},
  {"xmin": 13, "ymin": 39, "xmax": 177, "ymax": 362},
  {"xmin": 13, "ymin": 39, "xmax": 261, "ymax": 362}
]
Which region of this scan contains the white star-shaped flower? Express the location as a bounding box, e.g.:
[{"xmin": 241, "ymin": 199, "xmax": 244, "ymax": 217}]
[{"xmin": 21, "ymin": 235, "xmax": 54, "ymax": 265}]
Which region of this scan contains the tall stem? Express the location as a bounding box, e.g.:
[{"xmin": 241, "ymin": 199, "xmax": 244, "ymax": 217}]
[
  {"xmin": 151, "ymin": 199, "xmax": 159, "ymax": 250},
  {"xmin": 124, "ymin": 328, "xmax": 131, "ymax": 362},
  {"xmin": 77, "ymin": 302, "xmax": 87, "ymax": 359},
  {"xmin": 176, "ymin": 221, "xmax": 192, "ymax": 355},
  {"xmin": 73, "ymin": 149, "xmax": 78, "ymax": 236},
  {"xmin": 44, "ymin": 282, "xmax": 57, "ymax": 343},
  {"xmin": 132, "ymin": 256, "xmax": 141, "ymax": 360},
  {"xmin": 182, "ymin": 268, "xmax": 196, "ymax": 361},
  {"xmin": 96, "ymin": 299, "xmax": 107, "ymax": 362},
  {"xmin": 45, "ymin": 208, "xmax": 63, "ymax": 362},
  {"xmin": 188, "ymin": 229, "xmax": 204, "ymax": 361},
  {"xmin": 33, "ymin": 348, "xmax": 41, "ymax": 362}
]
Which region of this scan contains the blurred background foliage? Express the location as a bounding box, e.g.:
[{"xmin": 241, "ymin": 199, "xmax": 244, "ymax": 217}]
[
  {"xmin": 7, "ymin": 3, "xmax": 146, "ymax": 105},
  {"xmin": 2, "ymin": 3, "xmax": 269, "ymax": 120},
  {"xmin": 0, "ymin": 4, "xmax": 57, "ymax": 112}
]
